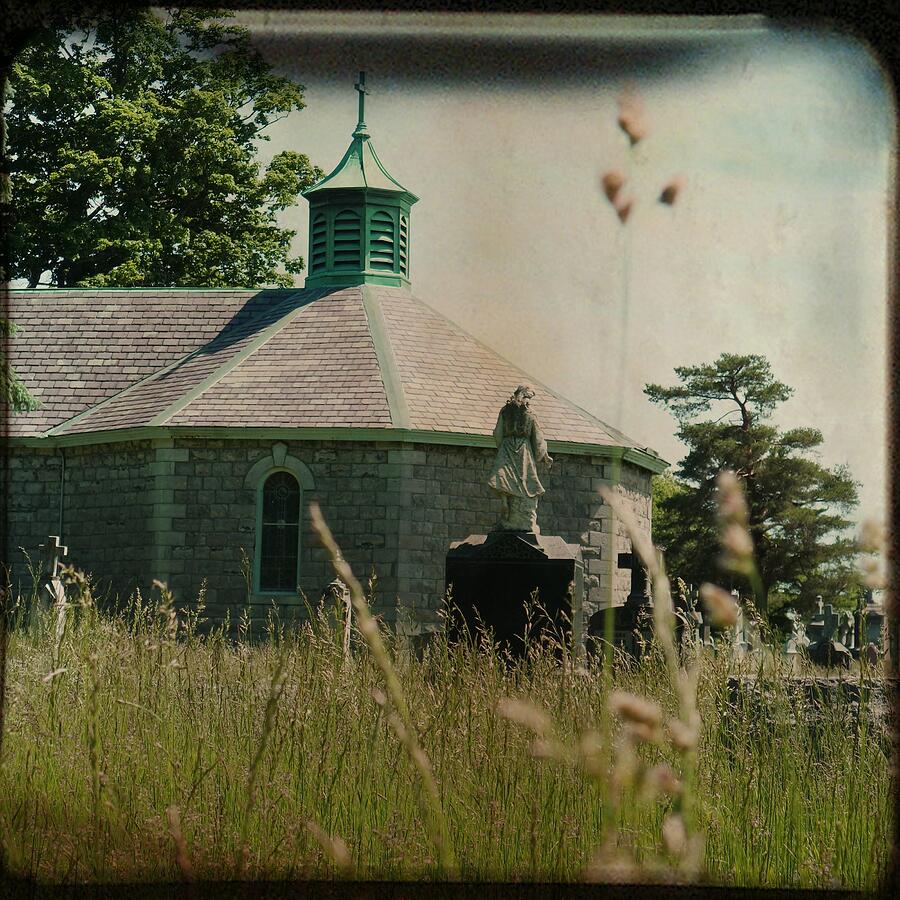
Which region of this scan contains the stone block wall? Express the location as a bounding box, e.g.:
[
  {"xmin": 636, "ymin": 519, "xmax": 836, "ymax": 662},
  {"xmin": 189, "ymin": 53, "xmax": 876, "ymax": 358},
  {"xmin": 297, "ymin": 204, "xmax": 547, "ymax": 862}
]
[
  {"xmin": 61, "ymin": 441, "xmax": 157, "ymax": 603},
  {"xmin": 4, "ymin": 441, "xmax": 157, "ymax": 603},
  {"xmin": 4, "ymin": 447, "xmax": 62, "ymax": 596},
  {"xmin": 160, "ymin": 438, "xmax": 402, "ymax": 632},
  {"xmin": 5, "ymin": 436, "xmax": 653, "ymax": 638}
]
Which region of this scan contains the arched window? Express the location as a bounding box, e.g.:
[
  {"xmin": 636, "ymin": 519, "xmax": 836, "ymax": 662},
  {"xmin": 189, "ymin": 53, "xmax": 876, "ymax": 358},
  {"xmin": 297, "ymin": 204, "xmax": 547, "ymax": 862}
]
[{"xmin": 259, "ymin": 471, "xmax": 301, "ymax": 592}]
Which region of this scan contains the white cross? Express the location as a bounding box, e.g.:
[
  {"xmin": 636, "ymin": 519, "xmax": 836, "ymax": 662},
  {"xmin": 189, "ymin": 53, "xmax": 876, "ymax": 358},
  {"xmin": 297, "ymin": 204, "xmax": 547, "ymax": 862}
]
[{"xmin": 39, "ymin": 535, "xmax": 68, "ymax": 577}]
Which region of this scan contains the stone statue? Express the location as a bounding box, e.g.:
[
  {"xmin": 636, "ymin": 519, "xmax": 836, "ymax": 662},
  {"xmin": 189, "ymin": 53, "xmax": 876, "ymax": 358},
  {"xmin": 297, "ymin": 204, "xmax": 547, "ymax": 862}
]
[
  {"xmin": 487, "ymin": 385, "xmax": 553, "ymax": 533},
  {"xmin": 784, "ymin": 607, "xmax": 810, "ymax": 654}
]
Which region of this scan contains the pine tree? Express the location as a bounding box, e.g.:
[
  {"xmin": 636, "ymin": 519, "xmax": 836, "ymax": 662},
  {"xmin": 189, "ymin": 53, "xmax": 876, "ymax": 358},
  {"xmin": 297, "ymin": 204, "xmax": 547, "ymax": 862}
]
[{"xmin": 646, "ymin": 353, "xmax": 860, "ymax": 615}]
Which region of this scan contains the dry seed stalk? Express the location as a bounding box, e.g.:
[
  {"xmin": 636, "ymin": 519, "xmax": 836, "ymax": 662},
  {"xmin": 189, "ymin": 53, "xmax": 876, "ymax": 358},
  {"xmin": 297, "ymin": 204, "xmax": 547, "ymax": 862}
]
[
  {"xmin": 598, "ymin": 486, "xmax": 702, "ymax": 872},
  {"xmin": 166, "ymin": 805, "xmax": 195, "ymax": 882},
  {"xmin": 309, "ymin": 502, "xmax": 458, "ymax": 877},
  {"xmin": 235, "ymin": 647, "xmax": 289, "ymax": 877},
  {"xmin": 305, "ymin": 819, "xmax": 353, "ymax": 876}
]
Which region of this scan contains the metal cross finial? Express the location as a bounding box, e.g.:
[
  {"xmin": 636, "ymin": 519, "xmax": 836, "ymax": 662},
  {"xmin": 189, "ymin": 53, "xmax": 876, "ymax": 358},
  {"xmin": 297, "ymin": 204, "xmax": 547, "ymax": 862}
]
[{"xmin": 354, "ymin": 71, "xmax": 369, "ymax": 136}]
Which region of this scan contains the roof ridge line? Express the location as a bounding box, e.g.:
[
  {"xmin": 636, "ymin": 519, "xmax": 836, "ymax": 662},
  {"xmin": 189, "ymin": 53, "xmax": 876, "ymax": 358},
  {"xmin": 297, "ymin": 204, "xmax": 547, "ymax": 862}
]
[
  {"xmin": 149, "ymin": 289, "xmax": 322, "ymax": 426},
  {"xmin": 46, "ymin": 344, "xmax": 214, "ymax": 438},
  {"xmin": 361, "ymin": 284, "xmax": 410, "ymax": 429},
  {"xmin": 395, "ymin": 288, "xmax": 640, "ymax": 448},
  {"xmin": 47, "ymin": 290, "xmax": 309, "ymax": 436}
]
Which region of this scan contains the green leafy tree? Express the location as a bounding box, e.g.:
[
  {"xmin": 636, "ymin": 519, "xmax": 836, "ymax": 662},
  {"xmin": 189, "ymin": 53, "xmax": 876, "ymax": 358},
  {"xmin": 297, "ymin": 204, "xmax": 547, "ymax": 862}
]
[
  {"xmin": 6, "ymin": 6, "xmax": 323, "ymax": 288},
  {"xmin": 646, "ymin": 353, "xmax": 860, "ymax": 616},
  {"xmin": 1, "ymin": 321, "xmax": 38, "ymax": 412}
]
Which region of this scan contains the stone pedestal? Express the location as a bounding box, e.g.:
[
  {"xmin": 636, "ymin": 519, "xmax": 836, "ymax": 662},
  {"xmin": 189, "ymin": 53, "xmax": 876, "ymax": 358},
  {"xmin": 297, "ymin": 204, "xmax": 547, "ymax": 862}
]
[{"xmin": 445, "ymin": 530, "xmax": 583, "ymax": 656}]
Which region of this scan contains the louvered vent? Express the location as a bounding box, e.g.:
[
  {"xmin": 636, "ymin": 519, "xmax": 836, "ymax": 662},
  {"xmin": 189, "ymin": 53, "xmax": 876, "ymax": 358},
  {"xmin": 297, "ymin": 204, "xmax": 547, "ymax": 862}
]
[
  {"xmin": 333, "ymin": 210, "xmax": 361, "ymax": 268},
  {"xmin": 310, "ymin": 214, "xmax": 327, "ymax": 272},
  {"xmin": 399, "ymin": 215, "xmax": 408, "ymax": 277},
  {"xmin": 369, "ymin": 210, "xmax": 395, "ymax": 271}
]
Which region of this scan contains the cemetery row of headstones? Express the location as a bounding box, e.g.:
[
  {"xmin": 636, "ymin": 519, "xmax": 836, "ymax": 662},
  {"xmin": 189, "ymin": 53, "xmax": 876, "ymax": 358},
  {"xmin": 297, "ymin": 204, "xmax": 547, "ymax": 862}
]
[{"xmin": 587, "ymin": 552, "xmax": 891, "ymax": 669}]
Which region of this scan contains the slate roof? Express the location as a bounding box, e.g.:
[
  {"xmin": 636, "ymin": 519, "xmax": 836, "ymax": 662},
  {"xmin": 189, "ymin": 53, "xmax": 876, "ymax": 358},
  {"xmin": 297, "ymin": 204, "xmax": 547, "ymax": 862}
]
[
  {"xmin": 5, "ymin": 285, "xmax": 648, "ymax": 453},
  {"xmin": 5, "ymin": 289, "xmax": 292, "ymax": 437}
]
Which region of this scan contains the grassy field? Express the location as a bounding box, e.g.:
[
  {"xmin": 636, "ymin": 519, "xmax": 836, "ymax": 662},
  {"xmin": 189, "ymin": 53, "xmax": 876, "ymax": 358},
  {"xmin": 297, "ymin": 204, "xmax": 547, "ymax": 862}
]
[{"xmin": 0, "ymin": 567, "xmax": 891, "ymax": 889}]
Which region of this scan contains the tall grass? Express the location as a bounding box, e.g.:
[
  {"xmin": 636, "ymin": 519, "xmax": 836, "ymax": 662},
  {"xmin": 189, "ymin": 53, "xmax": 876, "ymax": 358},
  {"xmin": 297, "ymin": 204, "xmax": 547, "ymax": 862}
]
[{"xmin": 0, "ymin": 565, "xmax": 890, "ymax": 887}]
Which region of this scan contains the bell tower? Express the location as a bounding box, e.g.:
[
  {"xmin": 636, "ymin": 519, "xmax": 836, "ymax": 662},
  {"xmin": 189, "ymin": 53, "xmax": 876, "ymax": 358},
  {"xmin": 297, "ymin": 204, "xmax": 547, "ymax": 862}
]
[{"xmin": 303, "ymin": 73, "xmax": 418, "ymax": 289}]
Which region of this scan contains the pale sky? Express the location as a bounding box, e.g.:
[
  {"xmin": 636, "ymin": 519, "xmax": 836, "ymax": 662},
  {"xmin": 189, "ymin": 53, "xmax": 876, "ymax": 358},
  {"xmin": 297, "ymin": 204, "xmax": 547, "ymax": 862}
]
[{"xmin": 254, "ymin": 14, "xmax": 893, "ymax": 525}]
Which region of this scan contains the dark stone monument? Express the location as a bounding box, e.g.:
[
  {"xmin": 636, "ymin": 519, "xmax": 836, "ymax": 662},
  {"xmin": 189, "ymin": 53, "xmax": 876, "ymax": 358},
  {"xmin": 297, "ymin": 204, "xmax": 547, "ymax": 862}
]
[
  {"xmin": 586, "ymin": 552, "xmax": 653, "ymax": 656},
  {"xmin": 445, "ymin": 530, "xmax": 583, "ymax": 656},
  {"xmin": 806, "ymin": 595, "xmax": 853, "ymax": 669},
  {"xmin": 854, "ymin": 588, "xmax": 887, "ymax": 663}
]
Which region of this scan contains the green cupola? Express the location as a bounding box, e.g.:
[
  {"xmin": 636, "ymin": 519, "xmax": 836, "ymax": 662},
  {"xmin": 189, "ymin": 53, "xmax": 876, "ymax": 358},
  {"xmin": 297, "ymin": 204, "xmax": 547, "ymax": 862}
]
[{"xmin": 303, "ymin": 73, "xmax": 418, "ymax": 289}]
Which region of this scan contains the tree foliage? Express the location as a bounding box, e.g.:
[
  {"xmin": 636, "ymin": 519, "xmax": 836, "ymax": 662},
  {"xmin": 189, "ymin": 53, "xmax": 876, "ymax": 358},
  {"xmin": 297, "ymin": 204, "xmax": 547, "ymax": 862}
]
[
  {"xmin": 646, "ymin": 353, "xmax": 860, "ymax": 615},
  {"xmin": 1, "ymin": 319, "xmax": 39, "ymax": 412},
  {"xmin": 6, "ymin": 6, "xmax": 323, "ymax": 288}
]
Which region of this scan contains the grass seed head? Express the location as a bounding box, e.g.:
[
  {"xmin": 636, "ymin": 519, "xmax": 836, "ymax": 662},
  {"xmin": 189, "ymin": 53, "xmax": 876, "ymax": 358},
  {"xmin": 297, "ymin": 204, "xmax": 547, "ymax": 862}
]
[
  {"xmin": 667, "ymin": 717, "xmax": 698, "ymax": 752},
  {"xmin": 858, "ymin": 519, "xmax": 885, "ymax": 553},
  {"xmin": 640, "ymin": 764, "xmax": 683, "ymax": 802},
  {"xmin": 662, "ymin": 813, "xmax": 688, "ymax": 857},
  {"xmin": 601, "ymin": 170, "xmax": 626, "ymax": 203},
  {"xmin": 660, "ymin": 176, "xmax": 685, "ymax": 205},
  {"xmin": 608, "ymin": 690, "xmax": 663, "ymax": 728},
  {"xmin": 496, "ymin": 697, "xmax": 553, "ymax": 737},
  {"xmin": 715, "ymin": 471, "xmax": 749, "ymax": 526},
  {"xmin": 530, "ymin": 737, "xmax": 569, "ymax": 762},
  {"xmin": 617, "ymin": 85, "xmax": 648, "ymax": 145},
  {"xmin": 700, "ymin": 583, "xmax": 739, "ymax": 628}
]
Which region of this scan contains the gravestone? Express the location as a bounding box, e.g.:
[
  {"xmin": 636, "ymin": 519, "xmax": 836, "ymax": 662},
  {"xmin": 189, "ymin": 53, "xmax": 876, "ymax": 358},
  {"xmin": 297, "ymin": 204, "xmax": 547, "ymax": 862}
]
[
  {"xmin": 320, "ymin": 573, "xmax": 353, "ymax": 659},
  {"xmin": 673, "ymin": 583, "xmax": 704, "ymax": 652},
  {"xmin": 806, "ymin": 596, "xmax": 852, "ymax": 669},
  {"xmin": 854, "ymin": 589, "xmax": 886, "ymax": 662},
  {"xmin": 587, "ymin": 552, "xmax": 653, "ymax": 656},
  {"xmin": 445, "ymin": 531, "xmax": 583, "ymax": 656},
  {"xmin": 38, "ymin": 535, "xmax": 68, "ymax": 612},
  {"xmin": 784, "ymin": 608, "xmax": 811, "ymax": 659},
  {"xmin": 730, "ymin": 598, "xmax": 761, "ymax": 657}
]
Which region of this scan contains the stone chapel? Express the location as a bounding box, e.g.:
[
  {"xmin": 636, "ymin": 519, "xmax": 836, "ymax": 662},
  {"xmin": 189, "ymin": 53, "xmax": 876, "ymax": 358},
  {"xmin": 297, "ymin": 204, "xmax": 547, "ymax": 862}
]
[{"xmin": 4, "ymin": 77, "xmax": 665, "ymax": 637}]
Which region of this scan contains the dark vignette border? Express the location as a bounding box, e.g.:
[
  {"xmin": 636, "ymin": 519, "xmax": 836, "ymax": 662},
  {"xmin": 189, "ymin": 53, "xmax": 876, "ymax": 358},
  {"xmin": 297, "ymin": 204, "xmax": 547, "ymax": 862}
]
[{"xmin": 0, "ymin": 1, "xmax": 896, "ymax": 898}]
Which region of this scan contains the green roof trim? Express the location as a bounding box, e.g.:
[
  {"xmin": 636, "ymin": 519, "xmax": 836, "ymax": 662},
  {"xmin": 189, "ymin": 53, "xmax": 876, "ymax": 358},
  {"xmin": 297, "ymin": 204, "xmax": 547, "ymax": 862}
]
[
  {"xmin": 361, "ymin": 284, "xmax": 410, "ymax": 428},
  {"xmin": 12, "ymin": 426, "xmax": 669, "ymax": 473}
]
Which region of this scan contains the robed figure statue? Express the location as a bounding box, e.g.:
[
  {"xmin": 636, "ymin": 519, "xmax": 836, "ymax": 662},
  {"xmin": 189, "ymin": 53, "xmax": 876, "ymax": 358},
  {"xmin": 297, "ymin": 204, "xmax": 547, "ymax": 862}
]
[{"xmin": 487, "ymin": 385, "xmax": 553, "ymax": 533}]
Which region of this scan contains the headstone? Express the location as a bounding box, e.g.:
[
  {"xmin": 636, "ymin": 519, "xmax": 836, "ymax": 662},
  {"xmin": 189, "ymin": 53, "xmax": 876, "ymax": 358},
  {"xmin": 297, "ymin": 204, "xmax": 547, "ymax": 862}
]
[
  {"xmin": 37, "ymin": 535, "xmax": 68, "ymax": 610},
  {"xmin": 445, "ymin": 531, "xmax": 583, "ymax": 657},
  {"xmin": 784, "ymin": 608, "xmax": 811, "ymax": 658},
  {"xmin": 673, "ymin": 583, "xmax": 704, "ymax": 652},
  {"xmin": 836, "ymin": 609, "xmax": 855, "ymax": 650},
  {"xmin": 320, "ymin": 575, "xmax": 352, "ymax": 658},
  {"xmin": 587, "ymin": 552, "xmax": 653, "ymax": 656},
  {"xmin": 854, "ymin": 588, "xmax": 886, "ymax": 662},
  {"xmin": 805, "ymin": 595, "xmax": 828, "ymax": 647},
  {"xmin": 806, "ymin": 596, "xmax": 853, "ymax": 668}
]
